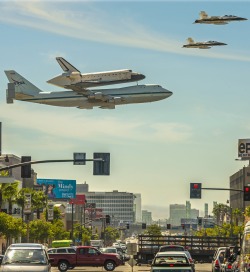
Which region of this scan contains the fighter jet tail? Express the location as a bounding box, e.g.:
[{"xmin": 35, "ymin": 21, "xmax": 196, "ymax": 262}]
[
  {"xmin": 187, "ymin": 37, "xmax": 195, "ymax": 44},
  {"xmin": 56, "ymin": 57, "xmax": 80, "ymax": 73},
  {"xmin": 200, "ymin": 11, "xmax": 208, "ymax": 19},
  {"xmin": 4, "ymin": 70, "xmax": 42, "ymax": 102}
]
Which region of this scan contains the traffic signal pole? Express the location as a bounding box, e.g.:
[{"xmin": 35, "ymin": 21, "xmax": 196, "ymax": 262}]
[
  {"xmin": 0, "ymin": 158, "xmax": 104, "ymax": 171},
  {"xmin": 201, "ymin": 187, "xmax": 243, "ymax": 192}
]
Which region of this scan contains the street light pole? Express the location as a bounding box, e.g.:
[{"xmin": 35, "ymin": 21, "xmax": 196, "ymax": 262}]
[{"xmin": 71, "ymin": 203, "xmax": 74, "ymax": 243}]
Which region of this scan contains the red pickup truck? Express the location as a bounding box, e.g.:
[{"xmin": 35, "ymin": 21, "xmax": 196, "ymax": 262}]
[{"xmin": 48, "ymin": 246, "xmax": 123, "ymax": 272}]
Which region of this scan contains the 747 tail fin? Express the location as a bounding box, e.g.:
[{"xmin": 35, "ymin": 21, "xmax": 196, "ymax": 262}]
[{"xmin": 5, "ymin": 70, "xmax": 42, "ymax": 103}]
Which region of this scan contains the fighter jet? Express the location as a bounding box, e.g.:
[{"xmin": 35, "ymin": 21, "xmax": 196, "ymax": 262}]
[
  {"xmin": 182, "ymin": 37, "xmax": 227, "ymax": 49},
  {"xmin": 5, "ymin": 70, "xmax": 172, "ymax": 110},
  {"xmin": 194, "ymin": 11, "xmax": 247, "ymax": 25},
  {"xmin": 47, "ymin": 57, "xmax": 145, "ymax": 91}
]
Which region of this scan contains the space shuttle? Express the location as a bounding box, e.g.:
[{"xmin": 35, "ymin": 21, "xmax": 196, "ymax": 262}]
[{"xmin": 47, "ymin": 57, "xmax": 145, "ymax": 91}]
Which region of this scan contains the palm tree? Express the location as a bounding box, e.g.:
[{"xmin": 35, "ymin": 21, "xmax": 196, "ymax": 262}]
[
  {"xmin": 213, "ymin": 203, "xmax": 229, "ymax": 225},
  {"xmin": 232, "ymin": 208, "xmax": 243, "ymax": 226},
  {"xmin": 3, "ymin": 182, "xmax": 19, "ymax": 215}
]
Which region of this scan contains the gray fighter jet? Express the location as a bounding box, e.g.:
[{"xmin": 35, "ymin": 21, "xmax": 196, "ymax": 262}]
[
  {"xmin": 194, "ymin": 11, "xmax": 247, "ymax": 25},
  {"xmin": 183, "ymin": 38, "xmax": 227, "ymax": 49}
]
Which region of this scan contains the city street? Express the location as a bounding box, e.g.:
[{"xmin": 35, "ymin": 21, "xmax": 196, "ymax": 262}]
[{"xmin": 51, "ymin": 263, "xmax": 212, "ymax": 272}]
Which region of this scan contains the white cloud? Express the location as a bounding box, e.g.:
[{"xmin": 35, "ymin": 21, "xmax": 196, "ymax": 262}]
[
  {"xmin": 0, "ymin": 102, "xmax": 192, "ymax": 144},
  {"xmin": 1, "ymin": 1, "xmax": 250, "ymax": 62}
]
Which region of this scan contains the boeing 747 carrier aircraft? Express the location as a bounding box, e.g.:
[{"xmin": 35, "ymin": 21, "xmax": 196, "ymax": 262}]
[
  {"xmin": 47, "ymin": 57, "xmax": 145, "ymax": 90},
  {"xmin": 5, "ymin": 70, "xmax": 172, "ymax": 110}
]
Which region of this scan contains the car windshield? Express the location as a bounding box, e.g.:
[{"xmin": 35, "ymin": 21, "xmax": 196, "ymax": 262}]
[
  {"xmin": 154, "ymin": 255, "xmax": 188, "ymax": 265},
  {"xmin": 160, "ymin": 246, "xmax": 185, "ymax": 252},
  {"xmin": 2, "ymin": 249, "xmax": 47, "ymax": 265}
]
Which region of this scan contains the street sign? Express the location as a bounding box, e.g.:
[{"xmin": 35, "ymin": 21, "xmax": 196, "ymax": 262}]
[
  {"xmin": 73, "ymin": 153, "xmax": 86, "ymax": 165},
  {"xmin": 238, "ymin": 139, "xmax": 250, "ymax": 160},
  {"xmin": 24, "ymin": 193, "xmax": 31, "ymax": 214},
  {"xmin": 127, "ymin": 243, "xmax": 137, "ymax": 255},
  {"xmin": 93, "ymin": 153, "xmax": 110, "ymax": 175},
  {"xmin": 0, "ymin": 177, "xmax": 15, "ymax": 183},
  {"xmin": 47, "ymin": 203, "xmax": 54, "ymax": 221},
  {"xmin": 128, "ymin": 258, "xmax": 137, "ymax": 267}
]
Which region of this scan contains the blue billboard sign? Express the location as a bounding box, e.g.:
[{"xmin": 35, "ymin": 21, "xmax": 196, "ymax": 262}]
[{"xmin": 36, "ymin": 178, "xmax": 76, "ymax": 199}]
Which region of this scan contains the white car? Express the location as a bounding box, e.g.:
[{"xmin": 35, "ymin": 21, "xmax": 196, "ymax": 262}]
[{"xmin": 150, "ymin": 251, "xmax": 192, "ymax": 272}]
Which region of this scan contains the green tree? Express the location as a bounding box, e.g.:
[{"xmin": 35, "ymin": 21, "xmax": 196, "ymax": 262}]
[
  {"xmin": 29, "ymin": 219, "xmax": 53, "ymax": 243},
  {"xmin": 0, "ymin": 212, "xmax": 25, "ymax": 245},
  {"xmin": 213, "ymin": 203, "xmax": 229, "ymax": 225},
  {"xmin": 104, "ymin": 226, "xmax": 119, "ymax": 246},
  {"xmin": 232, "ymin": 208, "xmax": 243, "ymax": 226},
  {"xmin": 144, "ymin": 224, "xmax": 162, "ymax": 236},
  {"xmin": 31, "ymin": 190, "xmax": 47, "ymax": 219}
]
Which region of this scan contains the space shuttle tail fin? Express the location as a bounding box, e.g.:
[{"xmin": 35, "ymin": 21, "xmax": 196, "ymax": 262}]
[
  {"xmin": 56, "ymin": 57, "xmax": 80, "ymax": 73},
  {"xmin": 200, "ymin": 11, "xmax": 208, "ymax": 19},
  {"xmin": 187, "ymin": 37, "xmax": 195, "ymax": 44}
]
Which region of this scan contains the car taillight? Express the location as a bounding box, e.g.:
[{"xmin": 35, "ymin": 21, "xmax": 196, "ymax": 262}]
[
  {"xmin": 227, "ymin": 264, "xmax": 232, "ymax": 269},
  {"xmin": 215, "ymin": 260, "xmax": 220, "ymax": 267}
]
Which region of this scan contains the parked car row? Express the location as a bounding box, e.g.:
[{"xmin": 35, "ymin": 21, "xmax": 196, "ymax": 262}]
[{"xmin": 0, "ymin": 242, "xmax": 124, "ymax": 272}]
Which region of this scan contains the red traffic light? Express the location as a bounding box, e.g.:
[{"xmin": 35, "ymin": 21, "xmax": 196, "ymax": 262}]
[
  {"xmin": 244, "ymin": 186, "xmax": 250, "ymax": 201},
  {"xmin": 193, "ymin": 184, "xmax": 199, "ymax": 189}
]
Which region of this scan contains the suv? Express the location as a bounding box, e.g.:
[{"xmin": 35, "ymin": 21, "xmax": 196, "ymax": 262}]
[
  {"xmin": 158, "ymin": 245, "xmax": 195, "ymax": 272},
  {"xmin": 47, "ymin": 247, "xmax": 76, "ymax": 254},
  {"xmin": 0, "ymin": 243, "xmax": 52, "ymax": 272}
]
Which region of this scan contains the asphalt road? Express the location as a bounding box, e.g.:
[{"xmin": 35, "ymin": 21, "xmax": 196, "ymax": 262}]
[{"xmin": 51, "ymin": 262, "xmax": 212, "ymax": 272}]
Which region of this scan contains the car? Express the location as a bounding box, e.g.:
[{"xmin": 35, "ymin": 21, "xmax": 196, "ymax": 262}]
[
  {"xmin": 100, "ymin": 247, "xmax": 118, "ymax": 254},
  {"xmin": 150, "ymin": 251, "xmax": 193, "ymax": 272},
  {"xmin": 222, "ymin": 246, "xmax": 239, "ymax": 272},
  {"xmin": 0, "ymin": 243, "xmax": 52, "ymax": 272},
  {"xmin": 47, "ymin": 247, "xmax": 76, "ymax": 254},
  {"xmin": 47, "ymin": 247, "xmax": 76, "ymax": 269},
  {"xmin": 212, "ymin": 248, "xmax": 226, "ymax": 272},
  {"xmin": 158, "ymin": 245, "xmax": 195, "ymax": 272}
]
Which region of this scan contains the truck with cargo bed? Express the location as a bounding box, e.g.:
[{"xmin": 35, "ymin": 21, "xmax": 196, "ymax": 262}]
[
  {"xmin": 135, "ymin": 235, "xmax": 240, "ymax": 264},
  {"xmin": 48, "ymin": 245, "xmax": 122, "ymax": 272}
]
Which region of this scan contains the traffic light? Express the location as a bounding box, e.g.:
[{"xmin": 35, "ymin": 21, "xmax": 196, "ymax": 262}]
[
  {"xmin": 244, "ymin": 186, "xmax": 250, "ymax": 201},
  {"xmin": 126, "ymin": 223, "xmax": 130, "ymax": 229},
  {"xmin": 21, "ymin": 156, "xmax": 31, "ymax": 178},
  {"xmin": 105, "ymin": 215, "xmax": 110, "ymax": 224},
  {"xmin": 197, "ymin": 217, "xmax": 202, "ymax": 226},
  {"xmin": 142, "ymin": 223, "xmax": 147, "ymax": 229},
  {"xmin": 93, "ymin": 153, "xmax": 110, "ymax": 175},
  {"xmin": 190, "ymin": 183, "xmax": 202, "ymax": 199},
  {"xmin": 167, "ymin": 224, "xmax": 171, "ymax": 229}
]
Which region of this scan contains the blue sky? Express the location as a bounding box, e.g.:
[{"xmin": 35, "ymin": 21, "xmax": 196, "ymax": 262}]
[{"xmin": 0, "ymin": 0, "xmax": 250, "ymax": 219}]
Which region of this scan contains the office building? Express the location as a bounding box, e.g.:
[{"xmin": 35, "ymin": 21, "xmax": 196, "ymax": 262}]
[
  {"xmin": 142, "ymin": 210, "xmax": 152, "ymax": 225},
  {"xmin": 230, "ymin": 166, "xmax": 250, "ymax": 211},
  {"xmin": 134, "ymin": 193, "xmax": 142, "ymax": 222}
]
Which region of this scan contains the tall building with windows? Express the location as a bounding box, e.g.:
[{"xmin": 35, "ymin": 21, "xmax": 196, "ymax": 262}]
[
  {"xmin": 170, "ymin": 203, "xmax": 199, "ymax": 226},
  {"xmin": 84, "ymin": 190, "xmax": 135, "ymax": 224},
  {"xmin": 230, "ymin": 166, "xmax": 250, "ymax": 211},
  {"xmin": 134, "ymin": 193, "xmax": 142, "ymax": 222},
  {"xmin": 142, "ymin": 210, "xmax": 152, "ymax": 225},
  {"xmin": 169, "ymin": 204, "xmax": 186, "ymax": 226}
]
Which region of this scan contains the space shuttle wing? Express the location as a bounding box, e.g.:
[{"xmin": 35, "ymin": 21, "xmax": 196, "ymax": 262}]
[{"xmin": 56, "ymin": 57, "xmax": 80, "ymax": 73}]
